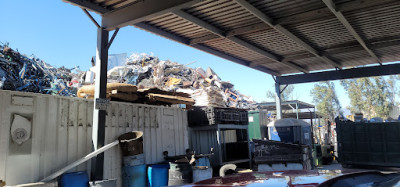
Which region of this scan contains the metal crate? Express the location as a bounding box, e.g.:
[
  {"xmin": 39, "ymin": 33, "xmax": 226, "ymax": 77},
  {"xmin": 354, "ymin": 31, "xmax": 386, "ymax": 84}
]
[
  {"xmin": 337, "ymin": 121, "xmax": 400, "ymax": 167},
  {"xmin": 188, "ymin": 107, "xmax": 248, "ymax": 126}
]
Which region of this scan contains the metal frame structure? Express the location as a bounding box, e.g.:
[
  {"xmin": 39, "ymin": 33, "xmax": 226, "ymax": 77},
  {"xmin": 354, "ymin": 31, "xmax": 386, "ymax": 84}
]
[
  {"xmin": 190, "ymin": 124, "xmax": 252, "ymax": 167},
  {"xmin": 62, "ymin": 0, "xmax": 400, "ymax": 179},
  {"xmin": 258, "ymin": 100, "xmax": 323, "ymax": 120}
]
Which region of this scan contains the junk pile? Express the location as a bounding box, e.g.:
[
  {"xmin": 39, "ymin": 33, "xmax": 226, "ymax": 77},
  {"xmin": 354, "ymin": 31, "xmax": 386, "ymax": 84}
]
[
  {"xmin": 89, "ymin": 53, "xmax": 257, "ymax": 109},
  {"xmin": 0, "ymin": 43, "xmax": 257, "ymax": 109},
  {"xmin": 77, "ymin": 83, "xmax": 195, "ymax": 106},
  {"xmin": 0, "ymin": 44, "xmax": 81, "ymax": 96}
]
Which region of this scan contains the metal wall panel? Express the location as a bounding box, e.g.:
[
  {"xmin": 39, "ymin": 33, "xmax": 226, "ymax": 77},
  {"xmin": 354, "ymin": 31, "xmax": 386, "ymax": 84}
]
[
  {"xmin": 0, "ymin": 90, "xmax": 188, "ymax": 186},
  {"xmin": 189, "ymin": 130, "xmax": 220, "ymax": 166}
]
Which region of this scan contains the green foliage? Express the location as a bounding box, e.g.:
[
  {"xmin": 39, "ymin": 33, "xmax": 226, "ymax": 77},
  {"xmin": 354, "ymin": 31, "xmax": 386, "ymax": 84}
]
[
  {"xmin": 266, "ymin": 84, "xmax": 295, "ymax": 101},
  {"xmin": 310, "ymin": 81, "xmax": 341, "ymax": 121},
  {"xmin": 341, "ymin": 76, "xmax": 396, "ymax": 119}
]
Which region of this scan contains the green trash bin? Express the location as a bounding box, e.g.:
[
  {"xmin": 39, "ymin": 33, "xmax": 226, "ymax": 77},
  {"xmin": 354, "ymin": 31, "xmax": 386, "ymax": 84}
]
[{"xmin": 248, "ymin": 110, "xmax": 269, "ymax": 140}]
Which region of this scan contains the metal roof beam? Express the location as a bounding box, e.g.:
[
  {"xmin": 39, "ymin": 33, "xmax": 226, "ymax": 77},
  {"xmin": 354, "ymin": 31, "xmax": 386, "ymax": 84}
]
[
  {"xmin": 102, "ymin": 0, "xmax": 202, "ymax": 30},
  {"xmin": 234, "ymin": 0, "xmax": 342, "ymax": 69},
  {"xmin": 134, "ymin": 22, "xmax": 281, "ymax": 76},
  {"xmin": 190, "ymin": 0, "xmax": 399, "ymax": 45},
  {"xmin": 189, "ymin": 22, "xmax": 269, "ymax": 45},
  {"xmin": 172, "ymin": 9, "xmax": 309, "ymax": 73},
  {"xmin": 276, "ymin": 63, "xmax": 400, "ymax": 85},
  {"xmin": 322, "ymin": 0, "xmax": 382, "ymax": 65},
  {"xmin": 284, "ymin": 36, "xmax": 400, "ymax": 61},
  {"xmin": 276, "ymin": 0, "xmax": 398, "ymax": 25},
  {"xmin": 63, "ymin": 0, "xmax": 109, "ymax": 14}
]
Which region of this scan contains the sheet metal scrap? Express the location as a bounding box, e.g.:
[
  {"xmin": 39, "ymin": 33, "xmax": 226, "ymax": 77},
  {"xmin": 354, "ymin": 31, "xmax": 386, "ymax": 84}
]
[
  {"xmin": 105, "ymin": 53, "xmax": 257, "ymax": 109},
  {"xmin": 0, "ymin": 44, "xmax": 79, "ymax": 96}
]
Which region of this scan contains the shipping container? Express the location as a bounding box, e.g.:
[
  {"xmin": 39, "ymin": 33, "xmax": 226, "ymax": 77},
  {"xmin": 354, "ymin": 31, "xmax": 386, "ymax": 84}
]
[
  {"xmin": 337, "ymin": 121, "xmax": 400, "ymax": 167},
  {"xmin": 0, "ymin": 90, "xmax": 189, "ymax": 186}
]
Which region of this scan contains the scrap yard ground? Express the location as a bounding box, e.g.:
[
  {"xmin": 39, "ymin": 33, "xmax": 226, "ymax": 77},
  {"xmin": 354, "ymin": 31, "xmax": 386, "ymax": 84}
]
[{"xmin": 2, "ymin": 0, "xmax": 400, "ymax": 186}]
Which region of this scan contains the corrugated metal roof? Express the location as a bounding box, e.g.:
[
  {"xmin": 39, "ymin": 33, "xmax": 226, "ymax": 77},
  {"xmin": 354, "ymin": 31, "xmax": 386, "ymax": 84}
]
[
  {"xmin": 65, "ymin": 0, "xmax": 400, "ymax": 76},
  {"xmin": 93, "ymin": 0, "xmax": 142, "ymax": 10}
]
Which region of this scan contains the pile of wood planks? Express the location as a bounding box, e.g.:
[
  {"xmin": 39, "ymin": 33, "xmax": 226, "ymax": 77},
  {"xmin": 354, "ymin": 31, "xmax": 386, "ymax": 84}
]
[{"xmin": 78, "ymin": 83, "xmax": 194, "ymax": 106}]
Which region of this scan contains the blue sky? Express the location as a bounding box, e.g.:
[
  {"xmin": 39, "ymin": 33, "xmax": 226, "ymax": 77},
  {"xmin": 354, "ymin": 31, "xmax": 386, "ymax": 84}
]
[{"xmin": 0, "ymin": 0, "xmax": 353, "ymax": 108}]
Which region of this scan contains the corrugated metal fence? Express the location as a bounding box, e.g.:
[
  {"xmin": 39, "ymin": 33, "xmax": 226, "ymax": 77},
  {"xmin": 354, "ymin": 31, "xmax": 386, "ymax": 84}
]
[{"xmin": 0, "ymin": 90, "xmax": 188, "ymax": 186}]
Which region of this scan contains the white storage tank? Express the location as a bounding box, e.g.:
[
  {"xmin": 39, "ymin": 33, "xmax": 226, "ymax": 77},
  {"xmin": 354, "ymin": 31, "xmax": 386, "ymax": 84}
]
[{"xmin": 268, "ymin": 118, "xmax": 312, "ymax": 145}]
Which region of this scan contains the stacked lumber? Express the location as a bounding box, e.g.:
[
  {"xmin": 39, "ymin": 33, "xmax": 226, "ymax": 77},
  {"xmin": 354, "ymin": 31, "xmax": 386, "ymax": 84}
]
[
  {"xmin": 147, "ymin": 94, "xmax": 195, "ymax": 106},
  {"xmin": 78, "ymin": 84, "xmax": 194, "ymax": 107},
  {"xmin": 77, "ymin": 83, "xmax": 138, "ymax": 102}
]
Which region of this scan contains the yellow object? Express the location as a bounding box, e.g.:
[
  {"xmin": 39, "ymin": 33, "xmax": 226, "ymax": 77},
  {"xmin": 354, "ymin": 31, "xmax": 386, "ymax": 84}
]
[
  {"xmin": 165, "ymin": 77, "xmax": 182, "ymax": 86},
  {"xmin": 0, "ymin": 180, "xmax": 5, "ymax": 187},
  {"xmin": 238, "ymin": 169, "xmax": 253, "ymax": 173}
]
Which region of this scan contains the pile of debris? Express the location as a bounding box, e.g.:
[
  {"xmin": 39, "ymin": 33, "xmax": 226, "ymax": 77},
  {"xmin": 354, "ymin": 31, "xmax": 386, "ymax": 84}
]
[
  {"xmin": 0, "ymin": 44, "xmax": 81, "ymax": 96},
  {"xmin": 100, "ymin": 53, "xmax": 257, "ymax": 109},
  {"xmin": 0, "ymin": 43, "xmax": 256, "ymax": 109}
]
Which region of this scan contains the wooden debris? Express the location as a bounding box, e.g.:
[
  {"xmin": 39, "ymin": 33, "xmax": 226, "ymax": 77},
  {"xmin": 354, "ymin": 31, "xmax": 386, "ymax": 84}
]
[
  {"xmin": 147, "ymin": 93, "xmax": 195, "ymax": 105},
  {"xmin": 110, "ymin": 92, "xmax": 139, "ymax": 102}
]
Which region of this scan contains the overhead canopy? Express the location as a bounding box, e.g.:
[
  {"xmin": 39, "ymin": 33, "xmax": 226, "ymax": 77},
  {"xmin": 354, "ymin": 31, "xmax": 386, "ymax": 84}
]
[
  {"xmin": 259, "ymin": 100, "xmax": 315, "ymax": 111},
  {"xmin": 282, "ymin": 112, "xmax": 324, "ymax": 120},
  {"xmin": 64, "ymin": 0, "xmax": 400, "ymax": 84},
  {"xmin": 258, "ymin": 100, "xmax": 324, "ymax": 119}
]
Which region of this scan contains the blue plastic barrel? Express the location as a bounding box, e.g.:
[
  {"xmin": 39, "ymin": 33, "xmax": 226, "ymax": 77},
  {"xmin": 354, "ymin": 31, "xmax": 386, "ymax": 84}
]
[
  {"xmin": 59, "ymin": 171, "xmax": 89, "ymax": 187},
  {"xmin": 148, "ymin": 164, "xmax": 169, "ymax": 187},
  {"xmin": 122, "ymin": 164, "xmax": 147, "ymax": 187}
]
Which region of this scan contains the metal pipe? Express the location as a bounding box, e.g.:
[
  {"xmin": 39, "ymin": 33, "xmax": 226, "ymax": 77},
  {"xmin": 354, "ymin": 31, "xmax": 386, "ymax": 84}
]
[
  {"xmin": 41, "ymin": 140, "xmax": 119, "ymax": 182},
  {"xmin": 275, "ymin": 82, "xmax": 282, "ymax": 119},
  {"xmin": 107, "ymin": 28, "xmax": 120, "ymax": 50},
  {"xmin": 82, "ymin": 8, "xmax": 101, "ymax": 28}
]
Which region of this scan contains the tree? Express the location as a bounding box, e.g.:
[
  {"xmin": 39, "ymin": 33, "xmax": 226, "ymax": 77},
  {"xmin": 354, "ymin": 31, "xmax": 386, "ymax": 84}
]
[
  {"xmin": 341, "ymin": 76, "xmax": 395, "ymax": 119},
  {"xmin": 310, "ymin": 81, "xmax": 341, "ymax": 121},
  {"xmin": 266, "ymin": 84, "xmax": 295, "ymax": 101}
]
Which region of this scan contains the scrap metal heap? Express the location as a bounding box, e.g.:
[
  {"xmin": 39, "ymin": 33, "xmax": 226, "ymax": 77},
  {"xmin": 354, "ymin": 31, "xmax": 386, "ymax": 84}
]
[
  {"xmin": 0, "ymin": 44, "xmax": 256, "ymax": 109},
  {"xmin": 105, "ymin": 53, "xmax": 257, "ymax": 109},
  {"xmin": 0, "ymin": 44, "xmax": 80, "ymax": 96}
]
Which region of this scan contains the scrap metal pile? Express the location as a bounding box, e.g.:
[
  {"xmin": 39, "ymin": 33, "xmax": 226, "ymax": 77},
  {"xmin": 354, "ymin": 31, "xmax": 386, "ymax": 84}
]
[
  {"xmin": 0, "ymin": 44, "xmax": 81, "ymax": 96},
  {"xmin": 0, "ymin": 43, "xmax": 256, "ymax": 109},
  {"xmin": 104, "ymin": 53, "xmax": 257, "ymax": 109}
]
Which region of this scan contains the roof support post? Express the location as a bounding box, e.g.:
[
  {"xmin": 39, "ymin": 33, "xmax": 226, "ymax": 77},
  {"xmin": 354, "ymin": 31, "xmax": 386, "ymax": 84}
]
[
  {"xmin": 322, "ymin": 0, "xmax": 382, "ymax": 65},
  {"xmin": 275, "ymin": 82, "xmax": 282, "ymax": 120},
  {"xmin": 92, "ymin": 27, "xmax": 109, "ymax": 180}
]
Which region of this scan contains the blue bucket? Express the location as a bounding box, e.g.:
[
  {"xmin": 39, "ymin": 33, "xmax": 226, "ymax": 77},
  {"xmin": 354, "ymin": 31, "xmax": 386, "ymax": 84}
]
[
  {"xmin": 122, "ymin": 164, "xmax": 147, "ymax": 187},
  {"xmin": 59, "ymin": 171, "xmax": 89, "ymax": 187},
  {"xmin": 148, "ymin": 164, "xmax": 169, "ymax": 187}
]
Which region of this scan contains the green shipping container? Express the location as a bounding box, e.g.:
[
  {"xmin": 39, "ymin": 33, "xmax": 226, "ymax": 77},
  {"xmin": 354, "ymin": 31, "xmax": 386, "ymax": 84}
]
[{"xmin": 248, "ymin": 110, "xmax": 269, "ymax": 140}]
